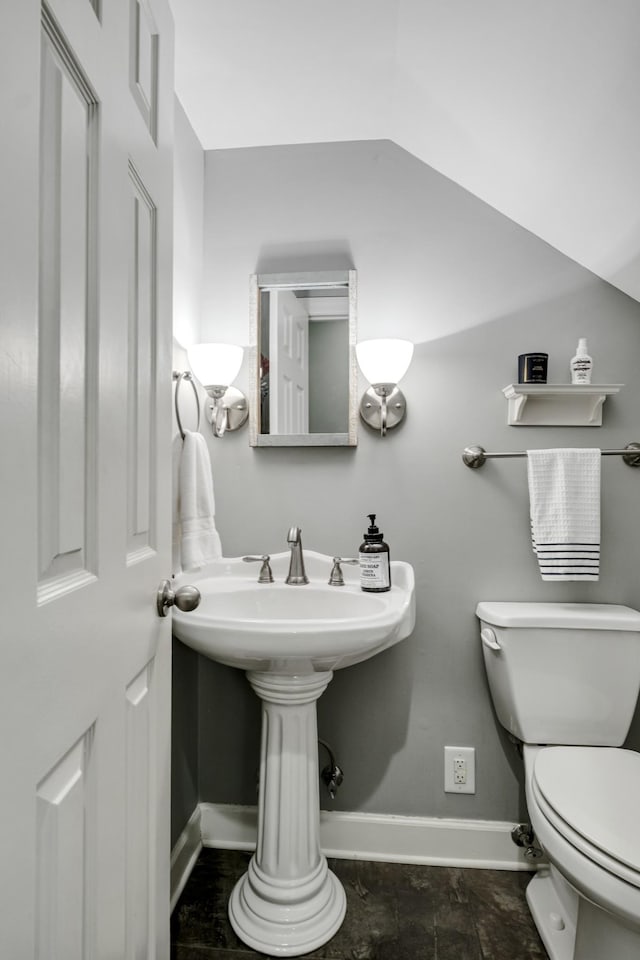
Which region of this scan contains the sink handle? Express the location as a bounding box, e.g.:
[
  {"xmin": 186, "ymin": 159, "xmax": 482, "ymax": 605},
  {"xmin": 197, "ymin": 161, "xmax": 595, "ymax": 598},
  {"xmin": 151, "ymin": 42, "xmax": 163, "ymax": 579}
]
[
  {"xmin": 156, "ymin": 580, "xmax": 201, "ymax": 618},
  {"xmin": 242, "ymin": 555, "xmax": 274, "ymax": 583},
  {"xmin": 329, "ymin": 557, "xmax": 359, "ymax": 586}
]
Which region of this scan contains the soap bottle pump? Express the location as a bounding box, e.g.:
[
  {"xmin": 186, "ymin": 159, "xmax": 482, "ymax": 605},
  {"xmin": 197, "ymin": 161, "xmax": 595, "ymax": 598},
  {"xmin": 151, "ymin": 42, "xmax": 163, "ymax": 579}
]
[
  {"xmin": 570, "ymin": 338, "xmax": 593, "ymax": 384},
  {"xmin": 359, "ymin": 514, "xmax": 391, "ymax": 593}
]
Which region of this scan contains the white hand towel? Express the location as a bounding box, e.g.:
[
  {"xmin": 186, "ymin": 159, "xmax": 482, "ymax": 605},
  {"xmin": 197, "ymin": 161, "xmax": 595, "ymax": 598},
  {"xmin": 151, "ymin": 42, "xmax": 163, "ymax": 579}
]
[
  {"xmin": 179, "ymin": 430, "xmax": 222, "ymax": 571},
  {"xmin": 527, "ymin": 448, "xmax": 601, "ymax": 581}
]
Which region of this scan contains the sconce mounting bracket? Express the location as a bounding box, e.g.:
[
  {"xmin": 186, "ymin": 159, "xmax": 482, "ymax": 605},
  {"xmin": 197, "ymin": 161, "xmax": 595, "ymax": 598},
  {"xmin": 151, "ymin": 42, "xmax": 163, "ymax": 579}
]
[
  {"xmin": 359, "ymin": 386, "xmax": 407, "ymax": 435},
  {"xmin": 204, "ymin": 385, "xmax": 249, "ymax": 437}
]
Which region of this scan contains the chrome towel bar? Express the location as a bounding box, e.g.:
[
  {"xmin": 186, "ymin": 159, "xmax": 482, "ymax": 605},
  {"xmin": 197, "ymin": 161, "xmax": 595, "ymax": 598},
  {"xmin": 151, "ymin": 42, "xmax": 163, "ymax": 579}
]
[{"xmin": 462, "ymin": 442, "xmax": 640, "ymax": 469}]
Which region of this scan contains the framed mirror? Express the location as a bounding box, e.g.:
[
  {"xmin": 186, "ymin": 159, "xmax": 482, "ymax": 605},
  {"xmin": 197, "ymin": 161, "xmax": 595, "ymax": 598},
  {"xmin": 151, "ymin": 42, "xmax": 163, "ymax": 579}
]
[{"xmin": 249, "ymin": 270, "xmax": 358, "ymax": 447}]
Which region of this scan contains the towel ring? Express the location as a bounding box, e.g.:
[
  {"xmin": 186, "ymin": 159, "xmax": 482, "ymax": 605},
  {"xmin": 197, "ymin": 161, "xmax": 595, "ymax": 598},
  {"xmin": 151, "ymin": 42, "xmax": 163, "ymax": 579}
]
[{"xmin": 173, "ymin": 371, "xmax": 201, "ymax": 440}]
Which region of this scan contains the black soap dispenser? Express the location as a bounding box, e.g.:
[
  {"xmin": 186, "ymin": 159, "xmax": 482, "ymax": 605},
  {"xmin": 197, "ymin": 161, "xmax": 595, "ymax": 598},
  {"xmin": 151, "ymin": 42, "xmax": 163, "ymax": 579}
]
[{"xmin": 359, "ymin": 514, "xmax": 391, "ymax": 593}]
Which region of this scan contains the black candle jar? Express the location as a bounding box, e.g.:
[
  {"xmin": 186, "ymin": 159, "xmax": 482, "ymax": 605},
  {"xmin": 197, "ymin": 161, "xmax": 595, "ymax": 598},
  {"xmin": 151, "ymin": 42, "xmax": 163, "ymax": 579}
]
[{"xmin": 518, "ymin": 353, "xmax": 548, "ymax": 384}]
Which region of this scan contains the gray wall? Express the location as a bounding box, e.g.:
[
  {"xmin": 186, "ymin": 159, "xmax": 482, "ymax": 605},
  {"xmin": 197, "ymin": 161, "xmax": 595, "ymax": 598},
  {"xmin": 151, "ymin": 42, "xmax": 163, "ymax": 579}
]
[
  {"xmin": 180, "ymin": 139, "xmax": 640, "ymax": 834},
  {"xmin": 309, "ymin": 319, "xmax": 349, "ymax": 433},
  {"xmin": 173, "ymin": 99, "xmax": 205, "ymax": 349},
  {"xmin": 171, "ymin": 638, "xmax": 199, "ymax": 844},
  {"xmin": 171, "ymin": 101, "xmax": 205, "ymax": 846}
]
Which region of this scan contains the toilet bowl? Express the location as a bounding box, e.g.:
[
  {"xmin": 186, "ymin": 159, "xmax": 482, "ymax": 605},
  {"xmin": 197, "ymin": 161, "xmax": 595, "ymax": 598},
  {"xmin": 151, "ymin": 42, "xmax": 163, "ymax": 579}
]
[
  {"xmin": 476, "ymin": 602, "xmax": 640, "ymax": 960},
  {"xmin": 524, "ymin": 744, "xmax": 640, "ymax": 960}
]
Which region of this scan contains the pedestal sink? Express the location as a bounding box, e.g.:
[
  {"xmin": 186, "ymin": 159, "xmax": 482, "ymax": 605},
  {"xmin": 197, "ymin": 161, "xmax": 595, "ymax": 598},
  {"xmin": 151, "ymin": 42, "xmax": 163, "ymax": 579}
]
[{"xmin": 172, "ymin": 550, "xmax": 415, "ymax": 957}]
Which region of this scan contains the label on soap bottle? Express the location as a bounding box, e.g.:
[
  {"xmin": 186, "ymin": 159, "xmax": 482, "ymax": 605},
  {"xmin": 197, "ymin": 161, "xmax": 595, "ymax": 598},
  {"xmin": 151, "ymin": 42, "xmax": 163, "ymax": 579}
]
[{"xmin": 359, "ymin": 552, "xmax": 390, "ymax": 590}]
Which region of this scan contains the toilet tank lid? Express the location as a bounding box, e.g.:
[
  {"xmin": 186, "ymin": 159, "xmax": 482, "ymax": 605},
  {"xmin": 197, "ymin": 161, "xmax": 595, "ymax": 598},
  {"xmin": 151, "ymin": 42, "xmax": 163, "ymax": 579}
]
[{"xmin": 476, "ymin": 601, "xmax": 640, "ymax": 631}]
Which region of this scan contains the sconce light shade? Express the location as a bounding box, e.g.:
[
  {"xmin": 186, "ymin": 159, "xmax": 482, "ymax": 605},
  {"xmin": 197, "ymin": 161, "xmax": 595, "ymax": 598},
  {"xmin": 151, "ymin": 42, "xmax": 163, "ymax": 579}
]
[
  {"xmin": 356, "ymin": 338, "xmax": 414, "ymax": 437},
  {"xmin": 187, "ymin": 342, "xmax": 243, "ymax": 388},
  {"xmin": 356, "ymin": 339, "xmax": 414, "ymax": 388},
  {"xmin": 186, "ymin": 342, "xmax": 248, "ymax": 439}
]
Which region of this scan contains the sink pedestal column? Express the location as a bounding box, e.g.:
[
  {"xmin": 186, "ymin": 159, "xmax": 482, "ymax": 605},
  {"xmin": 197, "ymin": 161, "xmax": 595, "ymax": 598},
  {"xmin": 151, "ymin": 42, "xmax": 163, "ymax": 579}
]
[{"xmin": 229, "ymin": 670, "xmax": 346, "ymax": 956}]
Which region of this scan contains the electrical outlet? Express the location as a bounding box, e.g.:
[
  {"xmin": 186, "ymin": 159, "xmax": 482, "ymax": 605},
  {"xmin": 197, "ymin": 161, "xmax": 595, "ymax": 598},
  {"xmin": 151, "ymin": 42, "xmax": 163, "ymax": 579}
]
[
  {"xmin": 454, "ymin": 757, "xmax": 467, "ymax": 784},
  {"xmin": 444, "ymin": 746, "xmax": 476, "ymax": 794}
]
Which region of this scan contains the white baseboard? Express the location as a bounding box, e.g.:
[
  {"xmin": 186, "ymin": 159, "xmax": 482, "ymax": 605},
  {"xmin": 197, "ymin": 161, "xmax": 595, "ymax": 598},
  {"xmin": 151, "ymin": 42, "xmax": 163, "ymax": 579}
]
[
  {"xmin": 171, "ymin": 802, "xmax": 533, "ymax": 910},
  {"xmin": 199, "ymin": 802, "xmax": 533, "ymax": 869},
  {"xmin": 170, "ymin": 806, "xmax": 203, "ymax": 913}
]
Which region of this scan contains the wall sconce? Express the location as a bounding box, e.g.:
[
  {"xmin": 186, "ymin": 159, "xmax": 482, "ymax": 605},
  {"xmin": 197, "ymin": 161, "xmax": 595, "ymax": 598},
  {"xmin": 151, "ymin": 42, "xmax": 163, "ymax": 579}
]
[
  {"xmin": 187, "ymin": 342, "xmax": 249, "ymax": 438},
  {"xmin": 356, "ymin": 338, "xmax": 414, "ymax": 437}
]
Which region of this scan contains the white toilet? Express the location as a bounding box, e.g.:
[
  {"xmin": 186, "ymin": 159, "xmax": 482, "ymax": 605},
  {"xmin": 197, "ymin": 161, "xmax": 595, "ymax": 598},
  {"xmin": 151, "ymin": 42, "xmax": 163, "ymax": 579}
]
[{"xmin": 476, "ymin": 601, "xmax": 640, "ymax": 960}]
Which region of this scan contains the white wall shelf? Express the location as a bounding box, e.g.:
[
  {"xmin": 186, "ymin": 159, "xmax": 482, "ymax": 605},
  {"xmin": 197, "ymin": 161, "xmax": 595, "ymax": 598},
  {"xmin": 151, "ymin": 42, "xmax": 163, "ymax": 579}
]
[{"xmin": 502, "ymin": 384, "xmax": 623, "ymax": 426}]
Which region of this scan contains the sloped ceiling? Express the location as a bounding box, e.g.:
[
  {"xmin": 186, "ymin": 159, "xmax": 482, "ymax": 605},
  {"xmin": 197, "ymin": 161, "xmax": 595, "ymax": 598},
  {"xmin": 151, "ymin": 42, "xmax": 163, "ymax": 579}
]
[{"xmin": 171, "ymin": 0, "xmax": 640, "ymax": 303}]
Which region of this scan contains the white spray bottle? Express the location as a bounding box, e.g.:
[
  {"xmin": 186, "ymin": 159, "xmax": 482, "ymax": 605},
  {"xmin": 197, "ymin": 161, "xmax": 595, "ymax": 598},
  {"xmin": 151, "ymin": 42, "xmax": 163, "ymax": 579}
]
[{"xmin": 570, "ymin": 338, "xmax": 593, "ymax": 384}]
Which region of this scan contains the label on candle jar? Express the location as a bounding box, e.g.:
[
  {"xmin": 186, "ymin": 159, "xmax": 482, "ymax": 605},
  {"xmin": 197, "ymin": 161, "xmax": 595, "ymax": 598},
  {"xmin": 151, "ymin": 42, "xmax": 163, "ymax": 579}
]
[{"xmin": 518, "ymin": 353, "xmax": 548, "ymax": 384}]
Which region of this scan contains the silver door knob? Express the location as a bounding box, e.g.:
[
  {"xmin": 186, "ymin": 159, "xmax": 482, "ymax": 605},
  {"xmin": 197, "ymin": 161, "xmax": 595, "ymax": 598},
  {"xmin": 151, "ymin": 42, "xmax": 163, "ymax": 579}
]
[{"xmin": 156, "ymin": 580, "xmax": 201, "ymax": 618}]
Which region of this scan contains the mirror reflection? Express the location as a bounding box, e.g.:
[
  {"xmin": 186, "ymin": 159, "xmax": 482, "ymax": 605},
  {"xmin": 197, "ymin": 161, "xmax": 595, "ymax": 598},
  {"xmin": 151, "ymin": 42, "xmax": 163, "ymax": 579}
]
[{"xmin": 249, "ymin": 270, "xmax": 357, "ymax": 447}]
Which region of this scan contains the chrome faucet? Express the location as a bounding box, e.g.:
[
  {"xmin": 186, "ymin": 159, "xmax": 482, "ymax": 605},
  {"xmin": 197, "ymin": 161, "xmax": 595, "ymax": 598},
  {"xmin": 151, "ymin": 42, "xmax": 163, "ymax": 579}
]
[{"xmin": 285, "ymin": 526, "xmax": 309, "ymax": 584}]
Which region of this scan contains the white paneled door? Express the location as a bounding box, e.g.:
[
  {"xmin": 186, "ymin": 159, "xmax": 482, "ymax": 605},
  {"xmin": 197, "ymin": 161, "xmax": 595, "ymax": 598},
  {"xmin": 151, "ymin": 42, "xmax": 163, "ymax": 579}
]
[{"xmin": 0, "ymin": 1, "xmax": 174, "ymax": 957}]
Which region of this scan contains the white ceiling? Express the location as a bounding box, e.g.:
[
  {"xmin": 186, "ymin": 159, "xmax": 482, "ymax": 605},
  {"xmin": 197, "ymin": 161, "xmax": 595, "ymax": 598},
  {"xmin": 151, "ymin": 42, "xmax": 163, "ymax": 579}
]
[{"xmin": 171, "ymin": 0, "xmax": 640, "ymax": 303}]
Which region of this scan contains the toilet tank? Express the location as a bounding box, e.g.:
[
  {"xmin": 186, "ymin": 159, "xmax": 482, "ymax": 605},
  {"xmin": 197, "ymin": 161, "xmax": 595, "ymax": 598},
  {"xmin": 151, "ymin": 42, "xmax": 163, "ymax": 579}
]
[{"xmin": 476, "ymin": 602, "xmax": 640, "ymax": 746}]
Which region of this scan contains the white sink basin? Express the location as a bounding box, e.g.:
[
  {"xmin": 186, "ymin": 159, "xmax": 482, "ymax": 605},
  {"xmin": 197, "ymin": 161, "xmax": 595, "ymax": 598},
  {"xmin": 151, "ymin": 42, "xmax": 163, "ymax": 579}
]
[
  {"xmin": 172, "ymin": 549, "xmax": 415, "ymax": 673},
  {"xmin": 172, "ymin": 548, "xmax": 415, "ymax": 957}
]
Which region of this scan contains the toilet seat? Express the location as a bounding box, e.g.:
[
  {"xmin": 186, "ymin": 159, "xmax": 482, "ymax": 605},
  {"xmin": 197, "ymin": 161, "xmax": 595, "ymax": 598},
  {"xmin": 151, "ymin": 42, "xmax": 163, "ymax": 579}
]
[{"xmin": 532, "ymin": 746, "xmax": 640, "ymax": 888}]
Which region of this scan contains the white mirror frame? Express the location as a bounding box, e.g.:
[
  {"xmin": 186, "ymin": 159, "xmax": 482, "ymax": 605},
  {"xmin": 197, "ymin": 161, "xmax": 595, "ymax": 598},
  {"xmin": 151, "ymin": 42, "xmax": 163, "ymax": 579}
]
[{"xmin": 248, "ymin": 269, "xmax": 358, "ymax": 447}]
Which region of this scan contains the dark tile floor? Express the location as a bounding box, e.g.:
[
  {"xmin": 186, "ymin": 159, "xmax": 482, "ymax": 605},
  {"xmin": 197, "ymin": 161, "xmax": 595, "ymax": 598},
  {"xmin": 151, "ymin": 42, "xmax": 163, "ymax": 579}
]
[{"xmin": 171, "ymin": 848, "xmax": 549, "ymax": 960}]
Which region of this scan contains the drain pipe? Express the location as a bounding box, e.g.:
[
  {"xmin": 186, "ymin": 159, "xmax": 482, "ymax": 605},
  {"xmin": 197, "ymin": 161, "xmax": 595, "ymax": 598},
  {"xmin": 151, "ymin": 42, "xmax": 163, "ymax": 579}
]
[{"xmin": 318, "ymin": 739, "xmax": 344, "ymax": 800}]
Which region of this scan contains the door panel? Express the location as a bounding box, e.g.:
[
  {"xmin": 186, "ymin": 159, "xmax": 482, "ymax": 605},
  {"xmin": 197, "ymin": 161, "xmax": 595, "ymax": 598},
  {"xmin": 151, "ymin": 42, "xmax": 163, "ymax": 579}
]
[
  {"xmin": 38, "ymin": 13, "xmax": 98, "ymax": 595},
  {"xmin": 128, "ymin": 162, "xmax": 158, "ymax": 563},
  {"xmin": 130, "ymin": 0, "xmax": 159, "ymax": 142},
  {"xmin": 125, "ymin": 662, "xmax": 155, "ymax": 959},
  {"xmin": 35, "ymin": 728, "xmax": 96, "ymax": 960}
]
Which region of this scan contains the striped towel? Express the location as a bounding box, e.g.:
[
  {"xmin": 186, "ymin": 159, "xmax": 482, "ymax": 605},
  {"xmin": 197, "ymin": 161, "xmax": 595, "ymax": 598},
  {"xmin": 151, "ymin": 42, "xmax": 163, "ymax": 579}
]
[{"xmin": 527, "ymin": 448, "xmax": 601, "ymax": 581}]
